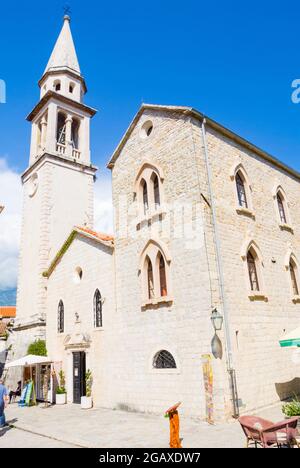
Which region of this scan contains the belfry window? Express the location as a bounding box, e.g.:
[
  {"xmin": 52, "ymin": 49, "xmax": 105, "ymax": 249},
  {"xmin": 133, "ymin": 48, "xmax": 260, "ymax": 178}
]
[
  {"xmin": 54, "ymin": 80, "xmax": 61, "ymax": 92},
  {"xmin": 58, "ymin": 300, "xmax": 64, "ymax": 334},
  {"xmin": 94, "ymin": 289, "xmax": 103, "ymax": 328},
  {"xmin": 56, "ymin": 112, "xmax": 66, "ymax": 145},
  {"xmin": 71, "ymin": 118, "xmax": 80, "ymax": 149}
]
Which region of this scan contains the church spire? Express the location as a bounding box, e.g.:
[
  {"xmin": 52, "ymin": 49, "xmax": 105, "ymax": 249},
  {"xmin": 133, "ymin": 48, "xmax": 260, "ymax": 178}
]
[{"xmin": 43, "ymin": 15, "xmax": 81, "ymax": 76}]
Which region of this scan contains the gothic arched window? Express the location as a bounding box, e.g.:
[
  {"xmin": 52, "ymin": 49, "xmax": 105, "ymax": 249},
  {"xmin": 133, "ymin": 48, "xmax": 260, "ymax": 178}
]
[
  {"xmin": 94, "ymin": 289, "xmax": 103, "ymax": 328},
  {"xmin": 58, "ymin": 300, "xmax": 64, "ymax": 334},
  {"xmin": 289, "ymin": 259, "xmax": 299, "ymax": 296},
  {"xmin": 147, "ymin": 257, "xmax": 155, "ymax": 299},
  {"xmin": 56, "ymin": 112, "xmax": 66, "ymax": 145},
  {"xmin": 235, "ymin": 172, "xmax": 248, "ymax": 208},
  {"xmin": 152, "ymin": 173, "xmax": 160, "ymax": 209},
  {"xmin": 247, "ymin": 250, "xmax": 260, "ymax": 292},
  {"xmin": 153, "ymin": 350, "xmax": 176, "ymax": 369},
  {"xmin": 159, "ymin": 253, "xmax": 167, "ymax": 297},
  {"xmin": 142, "ymin": 179, "xmax": 149, "ymax": 215},
  {"xmin": 277, "ymin": 192, "xmax": 287, "ymax": 224}
]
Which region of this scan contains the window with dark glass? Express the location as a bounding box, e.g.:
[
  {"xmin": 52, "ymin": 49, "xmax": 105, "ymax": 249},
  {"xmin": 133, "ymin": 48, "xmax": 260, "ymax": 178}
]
[
  {"xmin": 247, "ymin": 251, "xmax": 259, "ymax": 291},
  {"xmin": 159, "ymin": 254, "xmax": 167, "ymax": 297},
  {"xmin": 289, "ymin": 260, "xmax": 299, "ymax": 296},
  {"xmin": 58, "ymin": 300, "xmax": 64, "ymax": 333},
  {"xmin": 277, "ymin": 193, "xmax": 287, "ymax": 224},
  {"xmin": 147, "ymin": 257, "xmax": 154, "ymax": 299},
  {"xmin": 236, "ymin": 172, "xmax": 248, "ymax": 208},
  {"xmin": 153, "ymin": 350, "xmax": 176, "ymax": 369},
  {"xmin": 153, "ymin": 174, "xmax": 160, "ymax": 208},
  {"xmin": 142, "ymin": 179, "xmax": 149, "ymax": 215},
  {"xmin": 94, "ymin": 289, "xmax": 103, "ymax": 328}
]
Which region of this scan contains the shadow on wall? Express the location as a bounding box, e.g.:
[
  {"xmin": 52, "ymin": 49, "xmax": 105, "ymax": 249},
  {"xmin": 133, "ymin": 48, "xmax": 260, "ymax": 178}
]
[{"xmin": 275, "ymin": 378, "xmax": 300, "ymax": 401}]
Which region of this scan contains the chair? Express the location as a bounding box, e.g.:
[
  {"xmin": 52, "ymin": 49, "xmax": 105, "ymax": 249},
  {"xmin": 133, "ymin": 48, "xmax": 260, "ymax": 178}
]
[
  {"xmin": 239, "ymin": 415, "xmax": 300, "ymax": 448},
  {"xmin": 239, "ymin": 416, "xmax": 274, "ymax": 448}
]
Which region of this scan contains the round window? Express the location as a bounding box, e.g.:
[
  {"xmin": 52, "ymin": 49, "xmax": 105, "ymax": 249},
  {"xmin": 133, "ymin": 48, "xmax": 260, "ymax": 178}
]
[
  {"xmin": 28, "ymin": 173, "xmax": 39, "ymax": 197},
  {"xmin": 140, "ymin": 120, "xmax": 154, "ymax": 139},
  {"xmin": 73, "ymin": 267, "xmax": 83, "ymax": 284}
]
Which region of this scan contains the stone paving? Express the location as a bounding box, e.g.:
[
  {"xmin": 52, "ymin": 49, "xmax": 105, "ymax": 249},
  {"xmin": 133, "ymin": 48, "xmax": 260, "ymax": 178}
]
[{"xmin": 0, "ymin": 401, "xmax": 288, "ymax": 448}]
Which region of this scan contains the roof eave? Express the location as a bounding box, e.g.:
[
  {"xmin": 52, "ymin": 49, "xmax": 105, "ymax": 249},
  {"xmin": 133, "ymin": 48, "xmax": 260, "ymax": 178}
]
[
  {"xmin": 107, "ymin": 103, "xmax": 300, "ymax": 182},
  {"xmin": 26, "ymin": 90, "xmax": 97, "ymax": 122}
]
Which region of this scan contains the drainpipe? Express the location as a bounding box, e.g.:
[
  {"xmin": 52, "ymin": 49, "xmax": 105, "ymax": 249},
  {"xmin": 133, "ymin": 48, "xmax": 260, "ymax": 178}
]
[{"xmin": 200, "ymin": 118, "xmax": 239, "ymax": 418}]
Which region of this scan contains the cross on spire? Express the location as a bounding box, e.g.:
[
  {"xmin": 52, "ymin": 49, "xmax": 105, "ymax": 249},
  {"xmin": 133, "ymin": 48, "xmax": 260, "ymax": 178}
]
[{"xmin": 63, "ymin": 4, "xmax": 71, "ymax": 17}]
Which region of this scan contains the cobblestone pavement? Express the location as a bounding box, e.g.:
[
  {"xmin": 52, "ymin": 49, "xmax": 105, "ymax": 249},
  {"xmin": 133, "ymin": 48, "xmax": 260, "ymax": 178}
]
[{"xmin": 0, "ymin": 401, "xmax": 287, "ymax": 448}]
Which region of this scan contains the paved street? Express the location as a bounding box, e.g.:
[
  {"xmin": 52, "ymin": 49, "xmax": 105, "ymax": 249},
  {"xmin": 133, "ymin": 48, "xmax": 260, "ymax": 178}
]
[
  {"xmin": 0, "ymin": 401, "xmax": 287, "ymax": 448},
  {"xmin": 0, "ymin": 426, "xmax": 78, "ymax": 448}
]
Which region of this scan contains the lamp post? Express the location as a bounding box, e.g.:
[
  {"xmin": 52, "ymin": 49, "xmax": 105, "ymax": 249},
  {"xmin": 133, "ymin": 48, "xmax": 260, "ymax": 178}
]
[{"xmin": 211, "ymin": 308, "xmax": 223, "ymax": 332}]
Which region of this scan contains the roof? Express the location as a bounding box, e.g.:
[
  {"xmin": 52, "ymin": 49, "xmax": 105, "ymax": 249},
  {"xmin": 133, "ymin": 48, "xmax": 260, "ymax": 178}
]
[
  {"xmin": 43, "ymin": 226, "xmax": 114, "ymax": 279},
  {"xmin": 0, "ymin": 306, "xmax": 16, "ymax": 318},
  {"xmin": 107, "ymin": 104, "xmax": 300, "ymax": 182},
  {"xmin": 43, "ymin": 16, "xmax": 80, "ymax": 77},
  {"xmin": 26, "ymin": 90, "xmax": 97, "ymax": 122}
]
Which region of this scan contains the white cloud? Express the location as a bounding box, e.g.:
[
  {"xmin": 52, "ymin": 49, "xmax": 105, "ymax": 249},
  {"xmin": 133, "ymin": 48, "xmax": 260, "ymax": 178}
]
[
  {"xmin": 94, "ymin": 172, "xmax": 114, "ymax": 235},
  {"xmin": 0, "ymin": 160, "xmax": 114, "ymax": 291},
  {"xmin": 0, "ymin": 158, "xmax": 22, "ymax": 290}
]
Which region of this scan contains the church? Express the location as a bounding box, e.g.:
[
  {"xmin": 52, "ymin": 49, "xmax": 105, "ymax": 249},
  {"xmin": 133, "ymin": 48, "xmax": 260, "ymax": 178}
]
[{"xmin": 8, "ymin": 15, "xmax": 300, "ymax": 421}]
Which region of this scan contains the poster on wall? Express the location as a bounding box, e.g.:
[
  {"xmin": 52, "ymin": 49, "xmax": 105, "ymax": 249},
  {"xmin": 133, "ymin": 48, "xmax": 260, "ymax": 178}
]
[{"xmin": 201, "ymin": 354, "xmax": 213, "ymax": 424}]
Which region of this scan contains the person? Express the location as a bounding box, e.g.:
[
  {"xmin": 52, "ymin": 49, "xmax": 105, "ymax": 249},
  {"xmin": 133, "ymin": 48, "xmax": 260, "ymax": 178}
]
[
  {"xmin": 9, "ymin": 381, "xmax": 22, "ymax": 403},
  {"xmin": 0, "ymin": 378, "xmax": 8, "ymax": 428}
]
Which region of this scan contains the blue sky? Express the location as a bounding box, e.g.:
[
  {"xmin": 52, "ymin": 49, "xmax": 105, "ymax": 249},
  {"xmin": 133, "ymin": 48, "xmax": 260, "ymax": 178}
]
[{"xmin": 1, "ymin": 0, "xmax": 300, "ymax": 173}]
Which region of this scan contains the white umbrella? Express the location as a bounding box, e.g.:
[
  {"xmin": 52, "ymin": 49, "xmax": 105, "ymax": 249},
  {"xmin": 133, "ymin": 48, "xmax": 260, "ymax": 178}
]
[{"xmin": 4, "ymin": 354, "xmax": 52, "ymax": 368}]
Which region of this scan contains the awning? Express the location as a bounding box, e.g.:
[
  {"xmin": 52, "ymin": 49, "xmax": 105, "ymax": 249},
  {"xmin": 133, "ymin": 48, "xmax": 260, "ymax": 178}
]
[
  {"xmin": 4, "ymin": 354, "xmax": 52, "ymax": 369},
  {"xmin": 279, "ymin": 327, "xmax": 300, "ymax": 348}
]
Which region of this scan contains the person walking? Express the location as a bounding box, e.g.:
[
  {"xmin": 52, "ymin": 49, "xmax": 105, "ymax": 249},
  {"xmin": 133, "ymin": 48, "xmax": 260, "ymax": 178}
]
[{"xmin": 0, "ymin": 378, "xmax": 8, "ymax": 428}]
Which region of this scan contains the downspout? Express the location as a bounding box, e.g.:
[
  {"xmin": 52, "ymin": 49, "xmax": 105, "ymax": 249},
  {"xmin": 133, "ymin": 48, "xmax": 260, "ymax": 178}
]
[{"xmin": 200, "ymin": 118, "xmax": 239, "ymax": 418}]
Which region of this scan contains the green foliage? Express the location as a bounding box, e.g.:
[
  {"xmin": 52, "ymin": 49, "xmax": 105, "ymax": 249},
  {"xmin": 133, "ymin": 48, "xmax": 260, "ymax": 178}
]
[
  {"xmin": 282, "ymin": 396, "xmax": 300, "ymax": 417},
  {"xmin": 85, "ymin": 369, "xmax": 93, "ymax": 398},
  {"xmin": 43, "ymin": 231, "xmax": 76, "ymax": 278},
  {"xmin": 56, "ymin": 370, "xmax": 66, "ymax": 395},
  {"xmin": 27, "ymin": 339, "xmax": 47, "ymax": 356}
]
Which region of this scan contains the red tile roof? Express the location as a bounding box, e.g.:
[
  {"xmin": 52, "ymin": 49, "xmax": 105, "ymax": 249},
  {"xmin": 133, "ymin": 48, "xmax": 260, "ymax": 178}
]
[
  {"xmin": 76, "ymin": 226, "xmax": 114, "ymax": 242},
  {"xmin": 0, "ymin": 307, "xmax": 16, "ymax": 318}
]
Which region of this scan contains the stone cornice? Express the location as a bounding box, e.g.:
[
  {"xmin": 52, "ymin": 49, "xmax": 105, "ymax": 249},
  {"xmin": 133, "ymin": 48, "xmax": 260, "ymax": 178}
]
[
  {"xmin": 21, "ymin": 152, "xmax": 98, "ymax": 182},
  {"xmin": 26, "ymin": 90, "xmax": 97, "ymax": 122}
]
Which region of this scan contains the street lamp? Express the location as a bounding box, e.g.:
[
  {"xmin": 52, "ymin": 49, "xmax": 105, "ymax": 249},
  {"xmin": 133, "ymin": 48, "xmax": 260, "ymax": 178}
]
[{"xmin": 211, "ymin": 308, "xmax": 223, "ymax": 332}]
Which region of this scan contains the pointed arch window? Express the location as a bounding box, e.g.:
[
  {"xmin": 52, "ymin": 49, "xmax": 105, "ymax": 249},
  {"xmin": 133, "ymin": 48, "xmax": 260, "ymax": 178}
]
[
  {"xmin": 147, "ymin": 257, "xmax": 155, "ymax": 299},
  {"xmin": 159, "ymin": 254, "xmax": 167, "ymax": 297},
  {"xmin": 289, "ymin": 260, "xmax": 299, "ymax": 296},
  {"xmin": 58, "ymin": 300, "xmax": 64, "ymax": 334},
  {"xmin": 153, "ymin": 350, "xmax": 176, "ymax": 369},
  {"xmin": 56, "ymin": 113, "xmax": 66, "ymax": 145},
  {"xmin": 142, "ymin": 179, "xmax": 149, "ymax": 215},
  {"xmin": 152, "ymin": 173, "xmax": 160, "ymax": 209},
  {"xmin": 247, "ymin": 250, "xmax": 259, "ymax": 291},
  {"xmin": 277, "ymin": 192, "xmax": 287, "ymax": 224},
  {"xmin": 236, "ymin": 172, "xmax": 248, "ymax": 208},
  {"xmin": 94, "ymin": 289, "xmax": 103, "ymax": 328}
]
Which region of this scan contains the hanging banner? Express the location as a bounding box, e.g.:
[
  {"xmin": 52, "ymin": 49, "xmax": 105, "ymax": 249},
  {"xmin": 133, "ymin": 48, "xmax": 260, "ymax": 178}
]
[{"xmin": 201, "ymin": 354, "xmax": 214, "ymax": 424}]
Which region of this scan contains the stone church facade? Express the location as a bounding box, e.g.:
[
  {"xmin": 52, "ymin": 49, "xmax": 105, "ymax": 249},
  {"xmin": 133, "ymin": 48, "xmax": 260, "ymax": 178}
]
[{"xmin": 9, "ymin": 16, "xmax": 300, "ymax": 421}]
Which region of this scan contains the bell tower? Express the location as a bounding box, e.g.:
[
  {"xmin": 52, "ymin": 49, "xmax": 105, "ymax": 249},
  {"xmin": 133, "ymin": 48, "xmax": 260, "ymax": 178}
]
[{"xmin": 13, "ymin": 15, "xmax": 97, "ymax": 355}]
